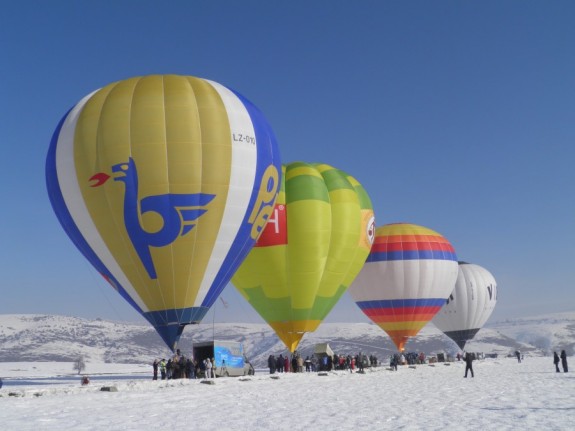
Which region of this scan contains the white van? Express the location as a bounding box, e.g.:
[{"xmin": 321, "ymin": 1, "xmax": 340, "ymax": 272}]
[{"xmin": 193, "ymin": 340, "xmax": 254, "ymax": 377}]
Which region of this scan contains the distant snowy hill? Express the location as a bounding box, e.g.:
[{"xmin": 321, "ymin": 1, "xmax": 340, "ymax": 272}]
[
  {"xmin": 1, "ymin": 313, "xmax": 573, "ymax": 367},
  {"xmin": 486, "ymin": 312, "xmax": 575, "ymax": 355}
]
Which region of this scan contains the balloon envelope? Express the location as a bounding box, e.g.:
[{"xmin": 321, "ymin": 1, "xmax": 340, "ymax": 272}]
[
  {"xmin": 349, "ymin": 223, "xmax": 458, "ymax": 351},
  {"xmin": 432, "ymin": 262, "xmax": 498, "ymax": 350},
  {"xmin": 46, "ymin": 75, "xmax": 281, "ymax": 350},
  {"xmin": 232, "ymin": 162, "xmax": 375, "ymax": 352}
]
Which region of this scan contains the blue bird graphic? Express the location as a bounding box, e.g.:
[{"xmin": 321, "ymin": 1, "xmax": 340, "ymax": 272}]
[{"xmin": 89, "ymin": 158, "xmax": 215, "ymax": 279}]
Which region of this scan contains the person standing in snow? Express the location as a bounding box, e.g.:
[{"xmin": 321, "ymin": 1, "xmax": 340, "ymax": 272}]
[
  {"xmin": 357, "ymin": 353, "xmax": 364, "ymax": 372},
  {"xmin": 560, "ymin": 350, "xmax": 568, "ymax": 373},
  {"xmin": 418, "ymin": 352, "xmax": 425, "ymax": 364},
  {"xmin": 464, "ymin": 352, "xmax": 474, "ymax": 378},
  {"xmin": 186, "ymin": 358, "xmax": 195, "ymax": 379},
  {"xmin": 390, "ymin": 354, "xmax": 398, "ymax": 371},
  {"xmin": 268, "ymin": 354, "xmax": 276, "ymax": 374},
  {"xmin": 205, "ymin": 358, "xmax": 213, "ymax": 378},
  {"xmin": 515, "ymin": 350, "xmax": 521, "ymax": 363},
  {"xmin": 179, "ymin": 354, "xmax": 187, "ymax": 379},
  {"xmin": 160, "ymin": 359, "xmax": 166, "ymax": 380},
  {"xmin": 166, "ymin": 359, "xmax": 173, "ymax": 379},
  {"xmin": 553, "ymin": 352, "xmax": 561, "ymax": 372},
  {"xmin": 152, "ymin": 359, "xmax": 158, "ymax": 380},
  {"xmin": 305, "ymin": 356, "xmax": 312, "ymax": 372},
  {"xmin": 297, "ymin": 355, "xmax": 304, "ymax": 372},
  {"xmin": 171, "ymin": 350, "xmax": 181, "ymax": 379}
]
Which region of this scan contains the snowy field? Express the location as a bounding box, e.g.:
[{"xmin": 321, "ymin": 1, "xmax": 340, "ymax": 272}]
[{"xmin": 0, "ymin": 357, "xmax": 573, "ymax": 430}]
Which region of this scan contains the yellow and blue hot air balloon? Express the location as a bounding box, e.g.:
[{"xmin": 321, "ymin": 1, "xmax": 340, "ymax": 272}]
[
  {"xmin": 349, "ymin": 223, "xmax": 458, "ymax": 352},
  {"xmin": 46, "ymin": 75, "xmax": 281, "ymax": 350},
  {"xmin": 232, "ymin": 162, "xmax": 375, "ymax": 352}
]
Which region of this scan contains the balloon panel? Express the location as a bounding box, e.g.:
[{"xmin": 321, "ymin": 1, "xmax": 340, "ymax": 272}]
[
  {"xmin": 349, "ymin": 223, "xmax": 458, "ymax": 351},
  {"xmin": 46, "ymin": 75, "xmax": 281, "ymax": 349},
  {"xmin": 232, "ymin": 162, "xmax": 375, "ymax": 351}
]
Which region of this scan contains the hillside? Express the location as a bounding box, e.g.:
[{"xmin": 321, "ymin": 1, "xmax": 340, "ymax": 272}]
[{"xmin": 1, "ymin": 313, "xmax": 573, "ymax": 367}]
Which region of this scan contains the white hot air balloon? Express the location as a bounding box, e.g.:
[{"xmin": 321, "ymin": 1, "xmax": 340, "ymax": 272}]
[{"xmin": 432, "ymin": 262, "xmax": 498, "ymax": 350}]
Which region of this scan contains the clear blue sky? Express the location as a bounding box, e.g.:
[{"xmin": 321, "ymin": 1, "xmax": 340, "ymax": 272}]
[{"xmin": 1, "ymin": 1, "xmax": 573, "ymax": 327}]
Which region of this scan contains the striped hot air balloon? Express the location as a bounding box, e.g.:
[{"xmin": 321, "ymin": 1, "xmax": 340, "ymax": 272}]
[
  {"xmin": 349, "ymin": 223, "xmax": 458, "ymax": 352},
  {"xmin": 46, "ymin": 75, "xmax": 281, "ymax": 350},
  {"xmin": 232, "ymin": 162, "xmax": 375, "ymax": 352}
]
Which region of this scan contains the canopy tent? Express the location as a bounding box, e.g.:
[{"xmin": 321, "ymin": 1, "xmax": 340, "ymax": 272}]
[{"xmin": 314, "ymin": 343, "xmax": 334, "ymax": 357}]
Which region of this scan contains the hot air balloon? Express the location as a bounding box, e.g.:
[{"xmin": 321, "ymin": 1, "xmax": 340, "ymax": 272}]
[
  {"xmin": 232, "ymin": 162, "xmax": 375, "ymax": 352},
  {"xmin": 432, "ymin": 262, "xmax": 498, "ymax": 350},
  {"xmin": 348, "ymin": 223, "xmax": 458, "ymax": 352},
  {"xmin": 46, "ymin": 75, "xmax": 281, "ymax": 350}
]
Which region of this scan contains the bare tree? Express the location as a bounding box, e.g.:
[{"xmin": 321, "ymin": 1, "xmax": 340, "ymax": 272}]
[{"xmin": 73, "ymin": 356, "xmax": 86, "ymax": 374}]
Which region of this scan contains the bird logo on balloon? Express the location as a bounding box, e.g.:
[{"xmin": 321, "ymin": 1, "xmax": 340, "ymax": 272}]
[{"xmin": 89, "ymin": 157, "xmax": 215, "ymax": 279}]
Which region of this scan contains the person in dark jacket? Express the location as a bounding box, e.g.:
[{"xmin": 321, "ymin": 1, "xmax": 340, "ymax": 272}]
[
  {"xmin": 268, "ymin": 354, "xmax": 276, "ymax": 374},
  {"xmin": 464, "ymin": 352, "xmax": 474, "ymax": 378},
  {"xmin": 390, "ymin": 354, "xmax": 398, "ymax": 371},
  {"xmin": 560, "ymin": 350, "xmax": 568, "ymax": 373},
  {"xmin": 152, "ymin": 359, "xmax": 158, "ymax": 380},
  {"xmin": 186, "ymin": 358, "xmax": 195, "ymax": 379},
  {"xmin": 357, "ymin": 353, "xmax": 364, "ymax": 372},
  {"xmin": 305, "ymin": 356, "xmax": 312, "ymax": 372},
  {"xmin": 553, "ymin": 352, "xmax": 560, "ymax": 372},
  {"xmin": 166, "ymin": 359, "xmax": 173, "ymax": 379}
]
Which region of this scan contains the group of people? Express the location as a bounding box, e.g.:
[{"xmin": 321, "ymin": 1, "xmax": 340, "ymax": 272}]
[
  {"xmin": 153, "ymin": 348, "xmax": 570, "ymax": 380},
  {"xmin": 553, "ymin": 350, "xmax": 568, "ymax": 373},
  {"xmin": 266, "ymin": 350, "xmax": 429, "ymax": 375},
  {"xmin": 316, "ymin": 352, "xmax": 378, "ymax": 372},
  {"xmin": 462, "ymin": 349, "xmax": 570, "ymax": 378},
  {"xmin": 152, "ymin": 349, "xmax": 217, "ymax": 380},
  {"xmin": 267, "ymin": 352, "xmax": 379, "ymax": 374},
  {"xmin": 390, "ymin": 352, "xmax": 426, "ymax": 368},
  {"xmin": 513, "ymin": 349, "xmax": 569, "ymax": 374}
]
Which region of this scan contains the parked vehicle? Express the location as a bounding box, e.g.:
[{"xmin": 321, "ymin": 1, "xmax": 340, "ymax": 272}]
[{"xmin": 193, "ymin": 340, "xmax": 254, "ymax": 377}]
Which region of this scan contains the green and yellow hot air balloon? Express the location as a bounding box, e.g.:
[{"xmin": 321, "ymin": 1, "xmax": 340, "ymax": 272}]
[{"xmin": 232, "ymin": 162, "xmax": 375, "ymax": 351}]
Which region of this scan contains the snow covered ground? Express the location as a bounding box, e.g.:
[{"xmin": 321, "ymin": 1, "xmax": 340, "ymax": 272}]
[{"xmin": 0, "ymin": 357, "xmax": 572, "ymax": 430}]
